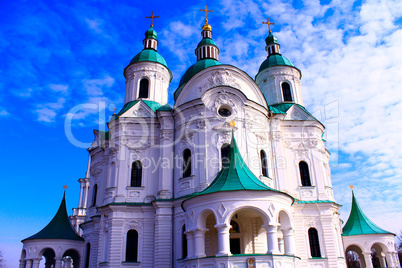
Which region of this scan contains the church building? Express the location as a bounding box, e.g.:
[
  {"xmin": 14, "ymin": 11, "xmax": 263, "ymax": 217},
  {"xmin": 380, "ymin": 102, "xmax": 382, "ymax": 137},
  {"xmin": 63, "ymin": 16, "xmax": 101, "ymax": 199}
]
[{"xmin": 20, "ymin": 8, "xmax": 401, "ymax": 268}]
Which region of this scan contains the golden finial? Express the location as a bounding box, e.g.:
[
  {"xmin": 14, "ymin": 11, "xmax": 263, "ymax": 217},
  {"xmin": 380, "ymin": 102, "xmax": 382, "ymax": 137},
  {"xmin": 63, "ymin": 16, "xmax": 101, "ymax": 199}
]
[
  {"xmin": 262, "ymin": 17, "xmax": 275, "ymax": 33},
  {"xmin": 230, "ymin": 121, "xmax": 236, "ymax": 127},
  {"xmin": 199, "ymin": 5, "xmax": 213, "ymax": 31},
  {"xmin": 350, "ymin": 185, "xmax": 354, "ymax": 190},
  {"xmin": 113, "ymin": 107, "xmax": 117, "ymax": 115},
  {"xmin": 146, "ymin": 11, "xmax": 159, "ymax": 27},
  {"xmin": 63, "ymin": 185, "xmax": 68, "ymax": 190}
]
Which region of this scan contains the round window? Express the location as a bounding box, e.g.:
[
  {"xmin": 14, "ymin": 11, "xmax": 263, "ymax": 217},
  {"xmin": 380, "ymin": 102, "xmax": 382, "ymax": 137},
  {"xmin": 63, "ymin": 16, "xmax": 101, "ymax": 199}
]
[{"xmin": 218, "ymin": 107, "xmax": 232, "ymax": 117}]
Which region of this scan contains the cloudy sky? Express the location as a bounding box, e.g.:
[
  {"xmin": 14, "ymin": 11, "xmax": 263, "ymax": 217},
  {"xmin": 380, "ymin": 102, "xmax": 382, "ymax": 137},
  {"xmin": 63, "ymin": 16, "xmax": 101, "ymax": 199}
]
[{"xmin": 1, "ymin": 0, "xmax": 401, "ymax": 266}]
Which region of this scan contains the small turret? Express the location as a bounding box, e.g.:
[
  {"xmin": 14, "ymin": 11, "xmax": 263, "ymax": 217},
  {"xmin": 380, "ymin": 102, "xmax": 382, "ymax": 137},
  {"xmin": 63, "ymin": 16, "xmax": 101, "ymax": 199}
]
[
  {"xmin": 195, "ymin": 5, "xmax": 219, "ymax": 61},
  {"xmin": 123, "ymin": 12, "xmax": 172, "ymax": 105},
  {"xmin": 256, "ymin": 18, "xmax": 303, "ymax": 106}
]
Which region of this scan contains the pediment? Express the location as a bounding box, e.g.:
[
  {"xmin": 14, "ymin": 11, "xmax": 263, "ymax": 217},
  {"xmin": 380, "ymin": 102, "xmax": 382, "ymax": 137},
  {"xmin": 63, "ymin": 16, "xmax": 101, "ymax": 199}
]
[
  {"xmin": 119, "ymin": 101, "xmax": 155, "ymax": 118},
  {"xmin": 284, "ymin": 105, "xmax": 316, "ymax": 121}
]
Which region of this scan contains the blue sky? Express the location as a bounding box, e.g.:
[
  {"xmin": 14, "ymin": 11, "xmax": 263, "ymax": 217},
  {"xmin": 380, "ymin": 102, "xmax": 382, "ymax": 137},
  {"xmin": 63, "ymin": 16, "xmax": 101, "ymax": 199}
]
[{"xmin": 1, "ymin": 0, "xmax": 402, "ymax": 266}]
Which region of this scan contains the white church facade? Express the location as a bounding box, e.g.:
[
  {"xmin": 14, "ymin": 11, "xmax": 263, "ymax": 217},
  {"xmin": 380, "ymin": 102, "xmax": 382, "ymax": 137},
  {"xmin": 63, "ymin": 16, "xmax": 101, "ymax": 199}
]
[{"xmin": 20, "ymin": 10, "xmax": 401, "ymax": 268}]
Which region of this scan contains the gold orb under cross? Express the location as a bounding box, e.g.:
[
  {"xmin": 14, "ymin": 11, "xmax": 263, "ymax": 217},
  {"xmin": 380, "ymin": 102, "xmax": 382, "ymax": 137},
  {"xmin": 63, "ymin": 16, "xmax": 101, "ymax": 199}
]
[
  {"xmin": 230, "ymin": 121, "xmax": 236, "ymax": 127},
  {"xmin": 350, "ymin": 185, "xmax": 354, "ymax": 190},
  {"xmin": 64, "ymin": 185, "xmax": 68, "ymax": 190}
]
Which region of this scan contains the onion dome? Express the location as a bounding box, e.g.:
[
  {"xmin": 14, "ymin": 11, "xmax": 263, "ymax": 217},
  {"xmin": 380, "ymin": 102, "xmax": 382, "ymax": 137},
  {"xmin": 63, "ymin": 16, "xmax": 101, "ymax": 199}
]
[
  {"xmin": 195, "ymin": 19, "xmax": 219, "ymax": 61},
  {"xmin": 174, "ymin": 14, "xmax": 222, "ymax": 100},
  {"xmin": 128, "ymin": 26, "xmax": 169, "ymax": 69},
  {"xmin": 342, "ymin": 191, "xmax": 392, "ymax": 236},
  {"xmin": 258, "ymin": 31, "xmax": 300, "ymax": 74},
  {"xmin": 22, "ymin": 192, "xmax": 83, "ymax": 242}
]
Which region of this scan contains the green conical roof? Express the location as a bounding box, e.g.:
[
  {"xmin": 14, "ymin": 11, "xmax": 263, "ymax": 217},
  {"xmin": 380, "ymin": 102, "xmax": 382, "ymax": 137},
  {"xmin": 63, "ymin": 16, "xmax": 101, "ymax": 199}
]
[
  {"xmin": 145, "ymin": 27, "xmax": 157, "ymax": 39},
  {"xmin": 194, "ymin": 131, "xmax": 277, "ymax": 196},
  {"xmin": 342, "ymin": 191, "xmax": 391, "ymax": 236},
  {"xmin": 22, "ymin": 193, "xmax": 84, "ymax": 242}
]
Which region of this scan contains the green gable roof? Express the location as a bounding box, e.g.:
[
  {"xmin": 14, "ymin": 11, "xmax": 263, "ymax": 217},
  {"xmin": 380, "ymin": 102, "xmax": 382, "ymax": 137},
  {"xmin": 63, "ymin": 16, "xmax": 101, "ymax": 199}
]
[
  {"xmin": 129, "ymin": 49, "xmax": 168, "ymax": 68},
  {"xmin": 174, "ymin": 59, "xmax": 222, "ymax": 100},
  {"xmin": 269, "ymin": 103, "xmax": 313, "ymax": 117},
  {"xmin": 189, "ymin": 131, "xmax": 282, "ymax": 197},
  {"xmin": 342, "ymin": 191, "xmax": 391, "ymax": 236},
  {"xmin": 110, "ymin": 100, "xmax": 172, "ymax": 122},
  {"xmin": 22, "ymin": 193, "xmax": 83, "ymax": 242}
]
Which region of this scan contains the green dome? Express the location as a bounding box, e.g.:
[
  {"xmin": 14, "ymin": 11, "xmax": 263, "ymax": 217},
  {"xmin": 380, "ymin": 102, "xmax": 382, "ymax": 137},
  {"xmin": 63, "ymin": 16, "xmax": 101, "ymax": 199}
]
[
  {"xmin": 265, "ymin": 32, "xmax": 278, "ymax": 45},
  {"xmin": 145, "ymin": 27, "xmax": 157, "ymax": 39},
  {"xmin": 178, "ymin": 59, "xmax": 221, "ymax": 87},
  {"xmin": 258, "ymin": 54, "xmax": 295, "ymax": 72},
  {"xmin": 196, "ymin": 38, "xmax": 218, "ymax": 49},
  {"xmin": 129, "ymin": 49, "xmax": 168, "ymax": 68},
  {"xmin": 174, "ymin": 59, "xmax": 222, "ymax": 100}
]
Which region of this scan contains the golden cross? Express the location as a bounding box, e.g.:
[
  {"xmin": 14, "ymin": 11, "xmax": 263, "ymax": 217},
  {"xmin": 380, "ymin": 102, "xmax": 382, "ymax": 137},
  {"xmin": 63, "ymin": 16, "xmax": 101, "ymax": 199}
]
[
  {"xmin": 262, "ymin": 17, "xmax": 275, "ymax": 33},
  {"xmin": 199, "ymin": 5, "xmax": 213, "ymax": 21},
  {"xmin": 146, "ymin": 11, "xmax": 159, "ymax": 27}
]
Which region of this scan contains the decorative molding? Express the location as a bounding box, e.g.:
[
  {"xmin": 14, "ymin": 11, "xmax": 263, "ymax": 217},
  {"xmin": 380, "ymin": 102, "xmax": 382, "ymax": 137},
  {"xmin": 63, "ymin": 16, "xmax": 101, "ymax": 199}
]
[{"xmin": 198, "ymin": 69, "xmax": 241, "ymax": 92}]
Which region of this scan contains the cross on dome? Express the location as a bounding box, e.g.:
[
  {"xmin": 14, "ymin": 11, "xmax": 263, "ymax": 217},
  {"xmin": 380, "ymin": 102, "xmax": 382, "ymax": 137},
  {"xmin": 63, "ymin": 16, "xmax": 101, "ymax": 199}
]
[
  {"xmin": 146, "ymin": 11, "xmax": 159, "ymax": 27},
  {"xmin": 262, "ymin": 17, "xmax": 275, "ymax": 33},
  {"xmin": 199, "ymin": 5, "xmax": 213, "ymax": 22}
]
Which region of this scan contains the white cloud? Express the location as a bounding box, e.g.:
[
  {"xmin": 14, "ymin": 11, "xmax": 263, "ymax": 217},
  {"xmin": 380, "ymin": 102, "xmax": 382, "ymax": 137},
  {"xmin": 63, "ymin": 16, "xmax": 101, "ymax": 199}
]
[
  {"xmin": 49, "ymin": 84, "xmax": 69, "ymax": 95},
  {"xmin": 0, "ymin": 109, "xmax": 9, "ymax": 116},
  {"xmin": 83, "ymin": 75, "xmax": 115, "ymax": 96},
  {"xmin": 36, "ymin": 98, "xmax": 66, "ymax": 123},
  {"xmin": 85, "ymin": 18, "xmax": 104, "ymax": 34}
]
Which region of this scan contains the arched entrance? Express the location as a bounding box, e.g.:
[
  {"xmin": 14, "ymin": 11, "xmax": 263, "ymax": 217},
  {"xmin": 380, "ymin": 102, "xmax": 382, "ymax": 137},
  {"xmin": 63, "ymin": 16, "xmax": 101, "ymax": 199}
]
[
  {"xmin": 63, "ymin": 249, "xmax": 80, "ymax": 268},
  {"xmin": 277, "ymin": 211, "xmax": 295, "ymax": 255},
  {"xmin": 204, "ymin": 212, "xmax": 218, "ymax": 256},
  {"xmin": 371, "ymin": 243, "xmax": 387, "ymax": 268},
  {"xmin": 228, "ymin": 208, "xmax": 268, "ymax": 254},
  {"xmin": 40, "ymin": 248, "xmax": 56, "ymax": 268},
  {"xmin": 346, "ymin": 245, "xmax": 365, "ymax": 268}
]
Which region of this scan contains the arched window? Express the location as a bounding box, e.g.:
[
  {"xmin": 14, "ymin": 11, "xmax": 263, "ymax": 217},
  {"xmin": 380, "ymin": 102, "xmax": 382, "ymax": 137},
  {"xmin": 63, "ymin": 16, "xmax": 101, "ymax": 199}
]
[
  {"xmin": 126, "ymin": 230, "xmax": 138, "ymax": 262},
  {"xmin": 183, "ymin": 149, "xmax": 191, "ymax": 178},
  {"xmin": 91, "ymin": 184, "xmax": 97, "ymax": 207},
  {"xmin": 260, "ymin": 150, "xmax": 268, "ymax": 177},
  {"xmin": 84, "ymin": 243, "xmax": 91, "ymax": 268},
  {"xmin": 308, "ymin": 228, "xmax": 321, "ymax": 257},
  {"xmin": 138, "ymin": 79, "xmax": 149, "ymax": 99},
  {"xmin": 131, "ymin": 161, "xmax": 142, "ymax": 187},
  {"xmin": 221, "ymin": 143, "xmax": 230, "ymax": 168},
  {"xmin": 282, "ymin": 82, "xmax": 292, "ymax": 101},
  {"xmin": 299, "ymin": 161, "xmax": 311, "ymax": 186},
  {"xmin": 182, "ymin": 225, "xmax": 187, "ymax": 259}
]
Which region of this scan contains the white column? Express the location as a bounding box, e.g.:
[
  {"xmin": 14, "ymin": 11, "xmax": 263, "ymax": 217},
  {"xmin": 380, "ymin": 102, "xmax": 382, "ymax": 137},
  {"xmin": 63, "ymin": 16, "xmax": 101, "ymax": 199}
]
[
  {"xmin": 363, "ymin": 252, "xmax": 374, "ymax": 268},
  {"xmin": 25, "ymin": 259, "xmax": 32, "ymax": 268},
  {"xmin": 54, "ymin": 258, "xmax": 63, "ymax": 268},
  {"xmin": 282, "ymin": 228, "xmax": 296, "ymax": 255},
  {"xmin": 264, "ymin": 224, "xmax": 280, "ymax": 254},
  {"xmin": 78, "ymin": 179, "xmax": 84, "ymax": 207},
  {"xmin": 18, "ymin": 260, "xmax": 26, "ymax": 268},
  {"xmin": 385, "ymin": 252, "xmax": 395, "ymax": 267},
  {"xmin": 193, "ymin": 228, "xmax": 208, "ymax": 258},
  {"xmin": 32, "ymin": 259, "xmax": 40, "ymax": 268},
  {"xmin": 215, "ymin": 224, "xmax": 231, "ymax": 256},
  {"xmin": 185, "ymin": 231, "xmax": 194, "ymax": 259},
  {"xmin": 379, "ymin": 253, "xmax": 387, "ymax": 267}
]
